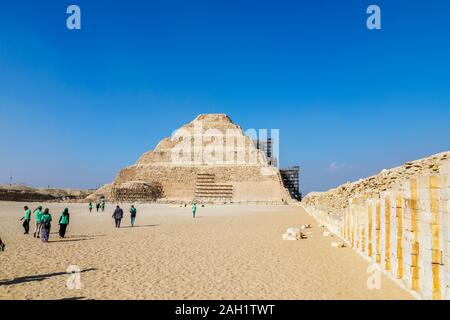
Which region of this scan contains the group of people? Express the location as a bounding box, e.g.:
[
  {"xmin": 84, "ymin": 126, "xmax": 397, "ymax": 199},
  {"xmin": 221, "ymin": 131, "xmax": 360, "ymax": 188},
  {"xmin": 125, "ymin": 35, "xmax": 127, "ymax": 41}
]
[
  {"xmin": 14, "ymin": 201, "xmax": 199, "ymax": 244},
  {"xmin": 88, "ymin": 199, "xmax": 105, "ymax": 213},
  {"xmin": 111, "ymin": 205, "xmax": 137, "ymax": 228},
  {"xmin": 87, "ymin": 201, "xmax": 138, "ymax": 228},
  {"xmin": 109, "ymin": 203, "xmax": 197, "ymax": 228},
  {"xmin": 20, "ymin": 206, "xmax": 70, "ymax": 242}
]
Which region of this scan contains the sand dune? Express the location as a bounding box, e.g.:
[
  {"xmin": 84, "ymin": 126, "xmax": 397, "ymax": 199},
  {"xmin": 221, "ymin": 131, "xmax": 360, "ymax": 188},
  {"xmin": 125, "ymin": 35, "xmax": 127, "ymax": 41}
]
[{"xmin": 0, "ymin": 202, "xmax": 412, "ymax": 300}]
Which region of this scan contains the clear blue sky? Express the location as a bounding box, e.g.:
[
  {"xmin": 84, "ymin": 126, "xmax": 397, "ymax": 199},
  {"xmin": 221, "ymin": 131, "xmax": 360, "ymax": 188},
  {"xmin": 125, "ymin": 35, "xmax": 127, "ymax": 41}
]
[{"xmin": 1, "ymin": 1, "xmax": 449, "ymax": 194}]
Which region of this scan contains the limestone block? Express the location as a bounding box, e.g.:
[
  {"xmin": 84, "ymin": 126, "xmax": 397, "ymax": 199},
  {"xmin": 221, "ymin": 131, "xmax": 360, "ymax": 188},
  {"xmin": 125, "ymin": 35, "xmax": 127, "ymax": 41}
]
[
  {"xmin": 419, "ymin": 268, "xmax": 435, "ymax": 293},
  {"xmin": 440, "ymin": 160, "xmax": 450, "ymax": 175},
  {"xmin": 420, "ymin": 287, "xmax": 434, "ymax": 300},
  {"xmin": 444, "ymin": 241, "xmax": 450, "ymax": 255},
  {"xmin": 403, "ymin": 217, "xmax": 413, "ymax": 231},
  {"xmin": 441, "ymin": 188, "xmax": 450, "ymax": 201},
  {"xmin": 418, "ymin": 198, "xmax": 431, "ymax": 212},
  {"xmin": 390, "ymin": 259, "xmax": 400, "ymax": 278},
  {"xmin": 403, "ymin": 262, "xmax": 412, "ymax": 281},
  {"xmin": 445, "ymin": 270, "xmax": 450, "ymax": 285},
  {"xmin": 282, "ymin": 233, "xmax": 297, "ymax": 241},
  {"xmin": 283, "ymin": 227, "xmax": 301, "ymax": 240},
  {"xmin": 440, "ymin": 201, "xmax": 450, "ymax": 214},
  {"xmin": 405, "ymin": 253, "xmax": 420, "ymax": 267},
  {"xmin": 418, "ymin": 221, "xmax": 433, "ymax": 237},
  {"xmin": 444, "ymin": 227, "xmax": 450, "ymax": 242},
  {"xmin": 444, "ymin": 254, "xmax": 450, "ymax": 272},
  {"xmin": 331, "ymin": 241, "xmax": 345, "ymax": 248},
  {"xmin": 420, "ymin": 249, "xmax": 443, "ymax": 265},
  {"xmin": 403, "ymin": 180, "xmax": 412, "ymax": 198},
  {"xmin": 417, "ymin": 176, "xmax": 430, "ymax": 189},
  {"xmin": 418, "ymin": 212, "xmax": 435, "ymax": 224},
  {"xmin": 403, "ymin": 230, "xmax": 415, "ymax": 242},
  {"xmin": 403, "ymin": 199, "xmax": 413, "ymax": 210},
  {"xmin": 440, "ymin": 173, "xmax": 450, "ymax": 188}
]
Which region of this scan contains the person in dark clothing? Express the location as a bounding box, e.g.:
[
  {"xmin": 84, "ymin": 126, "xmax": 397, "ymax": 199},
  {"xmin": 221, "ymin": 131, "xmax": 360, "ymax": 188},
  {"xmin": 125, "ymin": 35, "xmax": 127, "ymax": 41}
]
[
  {"xmin": 96, "ymin": 202, "xmax": 100, "ymax": 212},
  {"xmin": 112, "ymin": 205, "xmax": 123, "ymax": 228},
  {"xmin": 58, "ymin": 208, "xmax": 70, "ymax": 238},
  {"xmin": 20, "ymin": 206, "xmax": 32, "ymax": 234}
]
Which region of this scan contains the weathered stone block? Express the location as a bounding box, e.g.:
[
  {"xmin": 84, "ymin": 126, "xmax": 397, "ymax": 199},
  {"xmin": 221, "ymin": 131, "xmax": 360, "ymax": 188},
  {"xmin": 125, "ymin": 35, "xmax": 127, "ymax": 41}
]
[
  {"xmin": 440, "ymin": 160, "xmax": 450, "ymax": 175},
  {"xmin": 441, "ymin": 200, "xmax": 450, "ymax": 214},
  {"xmin": 440, "ymin": 188, "xmax": 450, "ymax": 201}
]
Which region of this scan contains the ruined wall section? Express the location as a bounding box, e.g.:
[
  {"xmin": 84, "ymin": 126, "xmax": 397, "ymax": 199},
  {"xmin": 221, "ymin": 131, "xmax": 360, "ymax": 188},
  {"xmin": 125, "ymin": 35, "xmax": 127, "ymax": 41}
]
[{"xmin": 303, "ymin": 153, "xmax": 450, "ymax": 300}]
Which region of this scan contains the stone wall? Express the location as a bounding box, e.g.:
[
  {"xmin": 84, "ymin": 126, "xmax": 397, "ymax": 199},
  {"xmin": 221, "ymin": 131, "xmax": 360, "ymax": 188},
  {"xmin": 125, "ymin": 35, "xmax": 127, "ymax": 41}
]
[
  {"xmin": 303, "ymin": 158, "xmax": 450, "ymax": 300},
  {"xmin": 304, "ymin": 152, "xmax": 449, "ymax": 213}
]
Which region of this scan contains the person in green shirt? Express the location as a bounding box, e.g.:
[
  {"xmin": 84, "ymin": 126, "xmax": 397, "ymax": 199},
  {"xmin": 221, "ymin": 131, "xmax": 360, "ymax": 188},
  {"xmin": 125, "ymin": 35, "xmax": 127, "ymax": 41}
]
[
  {"xmin": 130, "ymin": 205, "xmax": 137, "ymax": 227},
  {"xmin": 40, "ymin": 209, "xmax": 52, "ymax": 243},
  {"xmin": 88, "ymin": 202, "xmax": 93, "ymax": 213},
  {"xmin": 191, "ymin": 202, "xmax": 197, "ymax": 219},
  {"xmin": 33, "ymin": 206, "xmax": 44, "ymax": 238},
  {"xmin": 58, "ymin": 208, "xmax": 70, "ymax": 238},
  {"xmin": 101, "ymin": 200, "xmax": 105, "ymax": 212},
  {"xmin": 19, "ymin": 206, "xmax": 31, "ymax": 234}
]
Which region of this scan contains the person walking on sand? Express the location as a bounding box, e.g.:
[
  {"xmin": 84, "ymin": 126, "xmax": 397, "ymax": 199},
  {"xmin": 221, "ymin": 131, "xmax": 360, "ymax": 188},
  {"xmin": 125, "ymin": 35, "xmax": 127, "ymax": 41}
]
[
  {"xmin": 33, "ymin": 206, "xmax": 44, "ymax": 238},
  {"xmin": 88, "ymin": 202, "xmax": 93, "ymax": 213},
  {"xmin": 0, "ymin": 237, "xmax": 5, "ymax": 252},
  {"xmin": 96, "ymin": 202, "xmax": 100, "ymax": 213},
  {"xmin": 101, "ymin": 199, "xmax": 105, "ymax": 212},
  {"xmin": 191, "ymin": 202, "xmax": 197, "ymax": 219},
  {"xmin": 112, "ymin": 205, "xmax": 123, "ymax": 228},
  {"xmin": 58, "ymin": 208, "xmax": 70, "ymax": 238},
  {"xmin": 40, "ymin": 209, "xmax": 52, "ymax": 243},
  {"xmin": 19, "ymin": 206, "xmax": 32, "ymax": 234},
  {"xmin": 130, "ymin": 205, "xmax": 137, "ymax": 227}
]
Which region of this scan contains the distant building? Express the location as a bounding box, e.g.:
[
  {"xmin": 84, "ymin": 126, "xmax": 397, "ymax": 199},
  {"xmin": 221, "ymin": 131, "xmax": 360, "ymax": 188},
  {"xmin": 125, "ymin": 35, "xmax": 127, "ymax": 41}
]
[{"xmin": 280, "ymin": 166, "xmax": 301, "ymax": 200}]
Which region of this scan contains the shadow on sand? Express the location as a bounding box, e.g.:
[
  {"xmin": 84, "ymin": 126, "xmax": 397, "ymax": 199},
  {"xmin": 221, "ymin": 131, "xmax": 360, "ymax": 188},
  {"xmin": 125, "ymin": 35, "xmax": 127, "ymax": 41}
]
[
  {"xmin": 0, "ymin": 268, "xmax": 97, "ymax": 286},
  {"xmin": 50, "ymin": 238, "xmax": 94, "ymax": 243},
  {"xmin": 121, "ymin": 224, "xmax": 159, "ymax": 229},
  {"xmin": 48, "ymin": 234, "xmax": 107, "ymax": 243}
]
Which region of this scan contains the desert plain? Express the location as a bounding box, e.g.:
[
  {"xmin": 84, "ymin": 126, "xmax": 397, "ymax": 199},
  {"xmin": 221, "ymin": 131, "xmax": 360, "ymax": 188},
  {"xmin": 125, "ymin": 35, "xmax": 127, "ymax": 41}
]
[{"xmin": 0, "ymin": 202, "xmax": 412, "ymax": 300}]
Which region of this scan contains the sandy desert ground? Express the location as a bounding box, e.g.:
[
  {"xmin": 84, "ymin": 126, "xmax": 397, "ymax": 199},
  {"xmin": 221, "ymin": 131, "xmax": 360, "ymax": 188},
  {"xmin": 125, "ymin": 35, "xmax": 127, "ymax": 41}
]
[{"xmin": 0, "ymin": 202, "xmax": 412, "ymax": 300}]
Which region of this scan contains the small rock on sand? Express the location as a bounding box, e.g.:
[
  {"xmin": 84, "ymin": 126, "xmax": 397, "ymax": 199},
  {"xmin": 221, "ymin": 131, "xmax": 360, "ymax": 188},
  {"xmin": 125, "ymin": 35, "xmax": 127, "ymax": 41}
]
[{"xmin": 331, "ymin": 241, "xmax": 345, "ymax": 248}]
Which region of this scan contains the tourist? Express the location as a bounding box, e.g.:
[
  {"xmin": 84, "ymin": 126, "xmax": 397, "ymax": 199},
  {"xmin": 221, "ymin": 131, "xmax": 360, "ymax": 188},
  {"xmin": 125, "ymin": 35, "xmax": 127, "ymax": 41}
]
[
  {"xmin": 88, "ymin": 202, "xmax": 93, "ymax": 213},
  {"xmin": 130, "ymin": 205, "xmax": 137, "ymax": 227},
  {"xmin": 96, "ymin": 202, "xmax": 100, "ymax": 213},
  {"xmin": 33, "ymin": 206, "xmax": 44, "ymax": 238},
  {"xmin": 0, "ymin": 237, "xmax": 5, "ymax": 252},
  {"xmin": 58, "ymin": 208, "xmax": 70, "ymax": 238},
  {"xmin": 112, "ymin": 205, "xmax": 123, "ymax": 228},
  {"xmin": 192, "ymin": 202, "xmax": 197, "ymax": 219},
  {"xmin": 40, "ymin": 208, "xmax": 52, "ymax": 243},
  {"xmin": 19, "ymin": 206, "xmax": 31, "ymax": 234},
  {"xmin": 101, "ymin": 199, "xmax": 105, "ymax": 212}
]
